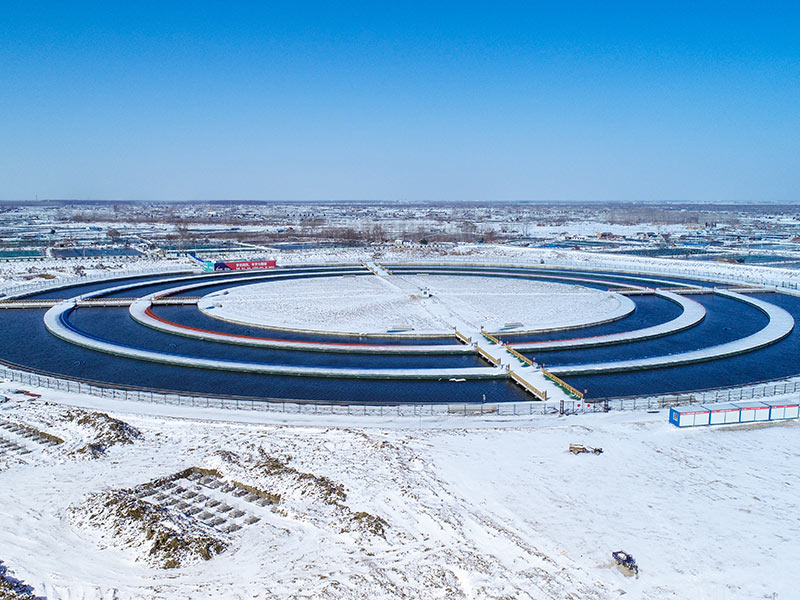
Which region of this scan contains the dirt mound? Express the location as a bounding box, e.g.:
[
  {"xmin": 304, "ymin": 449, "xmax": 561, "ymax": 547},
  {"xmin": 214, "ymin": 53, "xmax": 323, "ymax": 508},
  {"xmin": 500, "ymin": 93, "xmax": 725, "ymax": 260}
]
[
  {"xmin": 72, "ymin": 487, "xmax": 227, "ymax": 569},
  {"xmin": 61, "ymin": 409, "xmax": 141, "ymax": 456}
]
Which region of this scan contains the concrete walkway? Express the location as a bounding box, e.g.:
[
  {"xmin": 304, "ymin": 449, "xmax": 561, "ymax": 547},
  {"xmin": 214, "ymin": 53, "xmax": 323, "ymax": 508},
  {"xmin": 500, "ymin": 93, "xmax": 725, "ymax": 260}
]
[
  {"xmin": 130, "ymin": 293, "xmax": 472, "ymax": 354},
  {"xmin": 371, "ymin": 268, "xmax": 573, "ymax": 401},
  {"xmin": 458, "ymin": 329, "xmax": 573, "ymax": 401},
  {"xmin": 44, "ymin": 300, "xmax": 504, "ymax": 380}
]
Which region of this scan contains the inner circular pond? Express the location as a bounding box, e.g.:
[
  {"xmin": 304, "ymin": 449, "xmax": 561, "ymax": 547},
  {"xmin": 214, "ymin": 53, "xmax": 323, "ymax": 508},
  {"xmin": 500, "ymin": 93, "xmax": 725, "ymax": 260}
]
[{"xmin": 198, "ymin": 273, "xmax": 633, "ymax": 336}]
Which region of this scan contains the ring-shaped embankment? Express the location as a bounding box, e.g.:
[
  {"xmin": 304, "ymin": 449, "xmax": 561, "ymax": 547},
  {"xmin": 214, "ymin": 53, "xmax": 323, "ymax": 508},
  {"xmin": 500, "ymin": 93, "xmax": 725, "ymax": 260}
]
[
  {"xmin": 196, "ymin": 271, "xmax": 638, "ymax": 337},
  {"xmin": 43, "ymin": 299, "xmax": 503, "ymax": 380},
  {"xmin": 136, "ymin": 271, "xmax": 468, "ymax": 352},
  {"xmin": 547, "ymin": 289, "xmax": 795, "ymax": 375},
  {"xmin": 142, "ymin": 267, "xmax": 371, "ymax": 302},
  {"xmin": 9, "ymin": 261, "xmax": 799, "ymax": 403},
  {"xmin": 30, "ymin": 267, "xmax": 370, "ymax": 304},
  {"xmin": 509, "ymin": 290, "xmax": 706, "ymax": 350},
  {"xmin": 130, "ymin": 292, "xmax": 471, "ymax": 354}
]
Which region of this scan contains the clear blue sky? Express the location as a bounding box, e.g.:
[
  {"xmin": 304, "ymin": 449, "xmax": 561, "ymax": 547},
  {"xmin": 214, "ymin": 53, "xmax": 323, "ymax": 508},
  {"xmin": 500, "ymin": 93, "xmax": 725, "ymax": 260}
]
[{"xmin": 1, "ymin": 2, "xmax": 798, "ymax": 202}]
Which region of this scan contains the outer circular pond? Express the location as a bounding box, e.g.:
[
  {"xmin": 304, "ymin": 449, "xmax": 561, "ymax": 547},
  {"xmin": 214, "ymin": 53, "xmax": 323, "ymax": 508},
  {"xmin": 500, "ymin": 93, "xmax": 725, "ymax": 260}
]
[{"xmin": 1, "ymin": 262, "xmax": 797, "ymax": 404}]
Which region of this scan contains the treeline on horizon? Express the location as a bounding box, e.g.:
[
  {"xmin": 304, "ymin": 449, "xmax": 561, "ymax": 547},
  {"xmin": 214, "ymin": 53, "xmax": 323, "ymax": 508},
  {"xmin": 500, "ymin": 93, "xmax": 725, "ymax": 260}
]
[{"xmin": 0, "ymin": 199, "xmax": 796, "ymax": 212}]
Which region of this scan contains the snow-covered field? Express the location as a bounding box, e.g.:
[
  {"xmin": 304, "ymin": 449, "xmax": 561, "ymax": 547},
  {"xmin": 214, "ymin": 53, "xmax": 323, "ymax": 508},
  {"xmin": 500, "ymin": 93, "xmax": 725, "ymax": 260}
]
[
  {"xmin": 204, "ymin": 274, "xmax": 626, "ymax": 334},
  {"xmin": 1, "ymin": 382, "xmax": 797, "ymax": 599},
  {"xmin": 3, "ymin": 242, "xmax": 800, "ymax": 298},
  {"xmin": 2, "ymin": 244, "xmax": 800, "ymax": 599}
]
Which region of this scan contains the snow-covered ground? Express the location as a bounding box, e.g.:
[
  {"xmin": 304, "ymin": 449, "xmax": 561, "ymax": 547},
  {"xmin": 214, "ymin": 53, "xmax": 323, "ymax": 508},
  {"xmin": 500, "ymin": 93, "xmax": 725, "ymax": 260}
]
[
  {"xmin": 0, "ymin": 257, "xmax": 190, "ymax": 295},
  {"xmin": 1, "ymin": 382, "xmax": 797, "ymax": 599},
  {"xmin": 2, "ymin": 244, "xmax": 800, "ymax": 598},
  {"xmin": 204, "ymin": 274, "xmax": 626, "ymax": 334}
]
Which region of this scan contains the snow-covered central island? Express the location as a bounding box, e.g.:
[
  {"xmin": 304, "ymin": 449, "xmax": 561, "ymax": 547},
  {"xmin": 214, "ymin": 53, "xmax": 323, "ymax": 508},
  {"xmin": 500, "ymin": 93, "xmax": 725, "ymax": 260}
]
[{"xmin": 199, "ymin": 273, "xmax": 633, "ymax": 336}]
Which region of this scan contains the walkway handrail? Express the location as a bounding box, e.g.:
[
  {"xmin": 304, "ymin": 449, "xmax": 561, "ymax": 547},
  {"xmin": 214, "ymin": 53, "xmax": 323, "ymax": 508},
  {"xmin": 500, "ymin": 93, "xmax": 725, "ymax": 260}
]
[
  {"xmin": 508, "ymin": 370, "xmax": 547, "ymax": 401},
  {"xmin": 383, "ymin": 256, "xmax": 800, "ymax": 294},
  {"xmin": 361, "ymin": 262, "xmax": 380, "ymax": 276},
  {"xmin": 541, "ymin": 367, "xmax": 585, "ymax": 399},
  {"xmin": 476, "ymin": 346, "xmax": 501, "ymax": 367},
  {"xmin": 480, "ymin": 328, "xmax": 501, "ymax": 344},
  {"xmin": 506, "ymin": 347, "xmax": 535, "ymax": 367},
  {"xmin": 2, "ymin": 360, "xmax": 799, "ymax": 417},
  {"xmin": 454, "ymin": 330, "xmax": 472, "ymax": 345},
  {"xmin": 0, "ymin": 265, "xmax": 193, "ymax": 299}
]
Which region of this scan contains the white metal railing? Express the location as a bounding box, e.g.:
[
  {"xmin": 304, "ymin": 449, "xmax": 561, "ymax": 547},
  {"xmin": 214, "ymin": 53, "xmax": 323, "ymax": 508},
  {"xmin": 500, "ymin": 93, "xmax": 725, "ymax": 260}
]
[
  {"xmin": 3, "ymin": 251, "xmax": 799, "ymax": 299},
  {"xmin": 0, "ymin": 265, "xmax": 194, "ymax": 299},
  {"xmin": 1, "ymin": 254, "xmax": 799, "ymax": 417},
  {"xmin": 544, "ymin": 254, "xmax": 800, "ymax": 291},
  {"xmin": 2, "ymin": 363, "xmax": 799, "ymax": 419},
  {"xmin": 385, "ymin": 253, "xmax": 800, "ymax": 292}
]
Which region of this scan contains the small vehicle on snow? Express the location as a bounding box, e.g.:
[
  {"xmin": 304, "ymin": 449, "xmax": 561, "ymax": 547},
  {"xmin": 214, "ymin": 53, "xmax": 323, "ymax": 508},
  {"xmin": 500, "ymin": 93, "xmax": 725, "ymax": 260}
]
[
  {"xmin": 568, "ymin": 444, "xmax": 603, "ymax": 455},
  {"xmin": 612, "ymin": 550, "xmax": 639, "ymax": 575}
]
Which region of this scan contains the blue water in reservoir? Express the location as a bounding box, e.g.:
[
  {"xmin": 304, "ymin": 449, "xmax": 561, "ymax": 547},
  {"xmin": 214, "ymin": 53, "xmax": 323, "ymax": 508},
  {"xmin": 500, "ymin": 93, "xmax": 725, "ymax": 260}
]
[
  {"xmin": 8, "ymin": 271, "xmax": 800, "ymax": 403},
  {"xmin": 527, "ymin": 293, "xmax": 768, "ymax": 366},
  {"xmin": 66, "ymin": 308, "xmax": 480, "ymax": 368},
  {"xmin": 95, "ymin": 274, "xmax": 230, "ymax": 298},
  {"xmin": 688, "ymin": 254, "xmax": 797, "ymax": 264},
  {"xmin": 389, "ymin": 266, "xmax": 631, "ymax": 290},
  {"xmin": 0, "ymin": 309, "xmax": 526, "ymax": 403},
  {"xmin": 98, "ymin": 272, "xmax": 303, "ymax": 298},
  {"xmin": 23, "ymin": 265, "xmax": 716, "ymax": 304},
  {"xmin": 563, "ymin": 292, "xmax": 800, "ymax": 398},
  {"xmin": 501, "ymin": 294, "xmax": 682, "ymax": 343},
  {"xmin": 151, "ymin": 305, "xmax": 455, "ymax": 346},
  {"xmin": 97, "ymin": 268, "xmax": 369, "ymax": 299},
  {"xmin": 22, "ymin": 266, "xmax": 366, "ymax": 300},
  {"xmin": 386, "ymin": 265, "xmax": 717, "ymax": 288},
  {"xmin": 22, "ymin": 272, "xmax": 194, "ymax": 299}
]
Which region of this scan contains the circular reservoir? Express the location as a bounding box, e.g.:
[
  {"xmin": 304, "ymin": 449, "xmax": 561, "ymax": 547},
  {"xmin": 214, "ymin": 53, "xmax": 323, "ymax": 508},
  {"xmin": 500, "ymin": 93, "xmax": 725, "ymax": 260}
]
[{"xmin": 0, "ymin": 261, "xmax": 796, "ymax": 404}]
